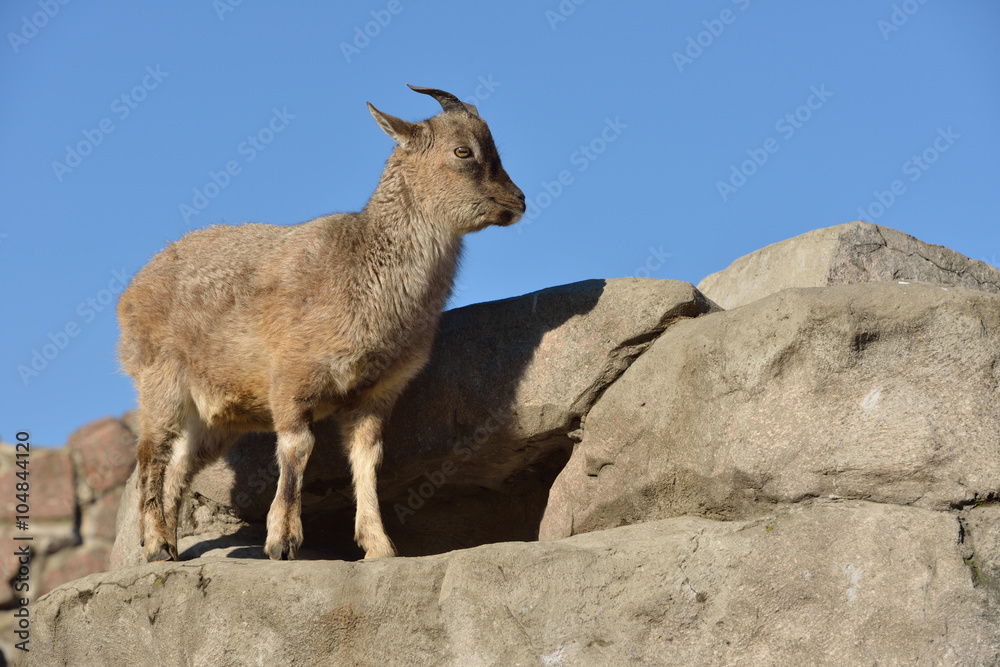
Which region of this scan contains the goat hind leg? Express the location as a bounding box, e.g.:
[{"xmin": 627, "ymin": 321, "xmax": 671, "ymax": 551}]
[
  {"xmin": 139, "ymin": 427, "xmax": 179, "ymax": 562},
  {"xmin": 136, "ymin": 436, "xmax": 153, "ymax": 549},
  {"xmin": 160, "ymin": 419, "xmax": 234, "ymax": 561},
  {"xmin": 135, "ymin": 361, "xmax": 189, "ymax": 561}
]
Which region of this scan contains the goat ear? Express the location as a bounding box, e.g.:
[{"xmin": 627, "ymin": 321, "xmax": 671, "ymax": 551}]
[{"xmin": 367, "ymin": 102, "xmax": 420, "ymax": 150}]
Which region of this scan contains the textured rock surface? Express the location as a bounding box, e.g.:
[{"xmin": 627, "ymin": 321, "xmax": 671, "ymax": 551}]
[
  {"xmin": 66, "ymin": 417, "xmax": 138, "ymax": 500},
  {"xmin": 966, "ymin": 505, "xmax": 1000, "ymax": 592},
  {"xmin": 0, "ymin": 448, "xmax": 75, "ymax": 522},
  {"xmin": 541, "ymin": 282, "xmax": 1000, "ymax": 540},
  {"xmin": 697, "ymin": 221, "xmax": 1000, "ymax": 309},
  {"xmin": 0, "ymin": 418, "xmax": 137, "ymax": 663},
  {"xmin": 34, "ymin": 501, "xmax": 999, "ymax": 666},
  {"xmin": 29, "ymin": 225, "xmax": 1000, "ymax": 665},
  {"xmin": 112, "ymin": 278, "xmax": 717, "ymax": 568}
]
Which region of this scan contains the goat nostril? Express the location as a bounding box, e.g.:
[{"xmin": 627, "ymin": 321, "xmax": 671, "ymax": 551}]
[{"xmin": 515, "ymin": 189, "xmax": 525, "ymax": 202}]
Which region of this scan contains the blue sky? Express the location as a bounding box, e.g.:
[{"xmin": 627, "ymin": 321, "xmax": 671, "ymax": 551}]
[{"xmin": 2, "ymin": 1, "xmax": 998, "ymax": 447}]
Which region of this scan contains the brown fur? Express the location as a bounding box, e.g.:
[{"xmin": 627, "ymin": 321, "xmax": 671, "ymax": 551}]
[{"xmin": 117, "ymin": 86, "xmax": 525, "ymax": 561}]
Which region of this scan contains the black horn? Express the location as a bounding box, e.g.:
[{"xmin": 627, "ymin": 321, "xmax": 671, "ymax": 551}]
[{"xmin": 407, "ymin": 84, "xmax": 479, "ymax": 117}]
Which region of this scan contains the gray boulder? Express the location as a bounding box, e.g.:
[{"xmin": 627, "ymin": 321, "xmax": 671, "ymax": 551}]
[
  {"xmin": 697, "ymin": 221, "xmax": 1000, "ymax": 309},
  {"xmin": 38, "ymin": 224, "xmax": 999, "ymax": 666},
  {"xmin": 34, "ymin": 501, "xmax": 998, "ymax": 666},
  {"xmin": 541, "ymin": 282, "xmax": 1000, "ymax": 541}
]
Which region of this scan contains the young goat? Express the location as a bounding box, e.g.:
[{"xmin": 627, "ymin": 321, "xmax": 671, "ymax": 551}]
[{"xmin": 117, "ymin": 85, "xmax": 525, "ymax": 561}]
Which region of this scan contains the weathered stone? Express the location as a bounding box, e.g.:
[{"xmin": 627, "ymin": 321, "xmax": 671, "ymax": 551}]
[
  {"xmin": 81, "ymin": 489, "xmax": 124, "ymax": 542},
  {"xmin": 111, "ymin": 474, "xmax": 249, "ymax": 570},
  {"xmin": 109, "ymin": 478, "xmax": 138, "ymax": 571},
  {"xmin": 24, "ymin": 226, "xmax": 1000, "ymax": 666},
  {"xmin": 112, "ymin": 278, "xmax": 717, "ymax": 566},
  {"xmin": 40, "ymin": 543, "xmax": 112, "ymax": 596},
  {"xmin": 541, "ymin": 282, "xmax": 1000, "ymax": 540},
  {"xmin": 0, "ymin": 520, "xmax": 80, "ymax": 603},
  {"xmin": 66, "ymin": 416, "xmax": 137, "ymax": 499},
  {"xmin": 35, "ymin": 502, "xmax": 999, "ymax": 666},
  {"xmin": 0, "ymin": 536, "xmax": 23, "ymax": 608},
  {"xmin": 0, "ymin": 431, "xmax": 137, "ymax": 664},
  {"xmin": 25, "ymin": 524, "xmax": 80, "ymax": 559},
  {"xmin": 697, "ymin": 221, "xmax": 1000, "ymax": 309},
  {"xmin": 0, "ymin": 448, "xmax": 75, "ymax": 522},
  {"xmin": 966, "ymin": 504, "xmax": 1000, "ymax": 594}
]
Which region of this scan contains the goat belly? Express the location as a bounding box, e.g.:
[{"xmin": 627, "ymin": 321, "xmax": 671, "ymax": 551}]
[{"xmin": 189, "ymin": 381, "xmax": 273, "ymax": 431}]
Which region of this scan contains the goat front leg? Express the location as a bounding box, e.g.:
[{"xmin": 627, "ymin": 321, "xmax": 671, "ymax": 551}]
[
  {"xmin": 344, "ymin": 412, "xmax": 396, "ymax": 559},
  {"xmin": 265, "ymin": 426, "xmax": 315, "ymax": 560}
]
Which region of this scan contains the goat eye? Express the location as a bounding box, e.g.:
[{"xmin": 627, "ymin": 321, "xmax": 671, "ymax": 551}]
[{"xmin": 454, "ymin": 147, "xmax": 472, "ymax": 158}]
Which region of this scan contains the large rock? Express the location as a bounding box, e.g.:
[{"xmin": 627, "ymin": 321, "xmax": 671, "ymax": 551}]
[
  {"xmin": 66, "ymin": 416, "xmax": 137, "ymax": 502},
  {"xmin": 541, "ymin": 282, "xmax": 1000, "ymax": 541},
  {"xmin": 966, "ymin": 505, "xmax": 1000, "ymax": 592},
  {"xmin": 697, "ymin": 221, "xmax": 1000, "ymax": 309},
  {"xmin": 0, "ymin": 422, "xmax": 139, "ymax": 665},
  {"xmin": 112, "ymin": 278, "xmax": 718, "ymax": 567},
  {"xmin": 31, "ymin": 224, "xmax": 1000, "ymax": 665},
  {"xmin": 40, "ymin": 543, "xmax": 113, "ymax": 596},
  {"xmin": 0, "ymin": 448, "xmax": 75, "ymax": 523},
  {"xmin": 34, "ymin": 501, "xmax": 999, "ymax": 666}
]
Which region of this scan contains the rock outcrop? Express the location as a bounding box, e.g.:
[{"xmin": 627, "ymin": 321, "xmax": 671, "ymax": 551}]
[
  {"xmin": 0, "ymin": 417, "xmax": 137, "ymax": 662},
  {"xmin": 33, "ymin": 501, "xmax": 995, "ymax": 666},
  {"xmin": 29, "ymin": 222, "xmax": 1000, "ymax": 665},
  {"xmin": 698, "ymin": 220, "xmax": 1000, "ymax": 309},
  {"xmin": 540, "ymin": 281, "xmax": 1000, "ymax": 539}
]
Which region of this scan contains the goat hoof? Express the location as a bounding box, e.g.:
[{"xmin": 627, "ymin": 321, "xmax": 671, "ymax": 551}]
[
  {"xmin": 146, "ymin": 548, "xmax": 173, "ymax": 562},
  {"xmin": 264, "ymin": 538, "xmax": 299, "ymax": 561},
  {"xmin": 144, "ymin": 535, "xmax": 176, "ymax": 562},
  {"xmin": 363, "ymin": 541, "xmax": 397, "ymax": 559}
]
